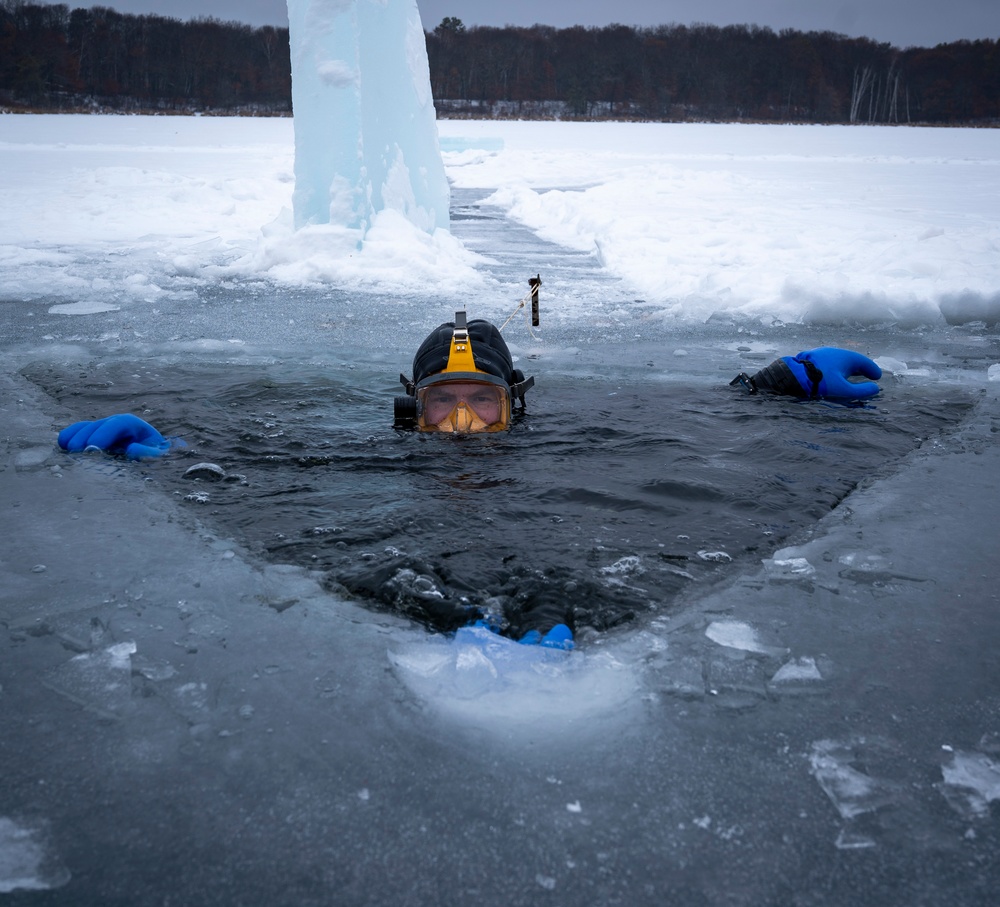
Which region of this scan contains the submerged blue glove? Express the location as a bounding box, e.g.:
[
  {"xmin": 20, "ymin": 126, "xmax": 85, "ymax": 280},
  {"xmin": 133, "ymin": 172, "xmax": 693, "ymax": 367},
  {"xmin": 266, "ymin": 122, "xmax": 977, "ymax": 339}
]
[
  {"xmin": 738, "ymin": 347, "xmax": 882, "ymax": 400},
  {"xmin": 58, "ymin": 413, "xmax": 174, "ymax": 460}
]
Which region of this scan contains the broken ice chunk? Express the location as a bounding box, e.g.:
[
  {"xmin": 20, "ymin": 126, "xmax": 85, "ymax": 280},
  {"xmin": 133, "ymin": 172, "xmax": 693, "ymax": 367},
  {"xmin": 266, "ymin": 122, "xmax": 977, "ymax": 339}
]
[
  {"xmin": 659, "ymin": 654, "xmax": 706, "ymax": 700},
  {"xmin": 809, "ymin": 739, "xmax": 898, "ymax": 820},
  {"xmin": 704, "ymin": 655, "xmax": 766, "ymax": 709},
  {"xmin": 771, "ymin": 656, "xmax": 822, "ymax": 684},
  {"xmin": 0, "ymin": 817, "xmax": 70, "ymax": 893},
  {"xmin": 183, "ymin": 462, "xmax": 226, "ymax": 481},
  {"xmin": 939, "ymin": 751, "xmax": 1000, "ymax": 819},
  {"xmin": 697, "ymin": 550, "xmax": 732, "ymax": 563},
  {"xmin": 834, "ymin": 828, "xmax": 876, "ymax": 850},
  {"xmin": 762, "ymin": 555, "xmax": 815, "ymax": 580},
  {"xmin": 768, "ymin": 656, "xmax": 826, "ymax": 698},
  {"xmin": 705, "ymin": 620, "xmax": 786, "ymax": 656},
  {"xmin": 41, "ymin": 641, "xmax": 136, "ymax": 718}
]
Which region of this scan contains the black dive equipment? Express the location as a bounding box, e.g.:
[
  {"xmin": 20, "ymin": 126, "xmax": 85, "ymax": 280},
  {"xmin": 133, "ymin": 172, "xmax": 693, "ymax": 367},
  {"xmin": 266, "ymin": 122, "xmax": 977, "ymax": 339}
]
[{"xmin": 394, "ymin": 281, "xmax": 538, "ymax": 432}]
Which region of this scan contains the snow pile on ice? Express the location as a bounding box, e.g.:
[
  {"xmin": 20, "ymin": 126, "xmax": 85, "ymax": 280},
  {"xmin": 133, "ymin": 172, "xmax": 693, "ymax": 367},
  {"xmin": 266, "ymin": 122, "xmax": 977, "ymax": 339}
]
[
  {"xmin": 1, "ymin": 117, "xmax": 998, "ymax": 321},
  {"xmin": 446, "ymin": 121, "xmax": 1000, "ymax": 325}
]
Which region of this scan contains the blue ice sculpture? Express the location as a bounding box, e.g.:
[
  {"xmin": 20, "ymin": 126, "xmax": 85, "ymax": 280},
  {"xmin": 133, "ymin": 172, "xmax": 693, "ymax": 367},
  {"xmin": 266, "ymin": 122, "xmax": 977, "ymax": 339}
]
[{"xmin": 286, "ymin": 0, "xmax": 450, "ymax": 237}]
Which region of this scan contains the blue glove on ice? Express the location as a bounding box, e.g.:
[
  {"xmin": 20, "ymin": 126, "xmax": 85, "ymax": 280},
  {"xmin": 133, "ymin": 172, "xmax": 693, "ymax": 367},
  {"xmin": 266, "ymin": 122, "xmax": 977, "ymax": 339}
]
[
  {"xmin": 471, "ymin": 619, "xmax": 575, "ymax": 650},
  {"xmin": 58, "ymin": 413, "xmax": 174, "ymax": 460},
  {"xmin": 736, "ymin": 347, "xmax": 882, "ymax": 400},
  {"xmin": 518, "ymin": 623, "xmax": 575, "ymax": 650}
]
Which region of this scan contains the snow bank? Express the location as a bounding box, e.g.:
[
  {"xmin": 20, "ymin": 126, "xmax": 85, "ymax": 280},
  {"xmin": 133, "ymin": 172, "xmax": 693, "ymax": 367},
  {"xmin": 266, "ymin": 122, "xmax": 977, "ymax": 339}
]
[{"xmin": 1, "ymin": 115, "xmax": 998, "ymax": 325}]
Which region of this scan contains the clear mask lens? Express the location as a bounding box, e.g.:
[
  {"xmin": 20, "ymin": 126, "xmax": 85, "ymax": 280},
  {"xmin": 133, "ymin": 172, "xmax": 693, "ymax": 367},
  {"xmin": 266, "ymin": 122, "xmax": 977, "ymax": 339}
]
[{"xmin": 417, "ymin": 381, "xmax": 509, "ymax": 432}]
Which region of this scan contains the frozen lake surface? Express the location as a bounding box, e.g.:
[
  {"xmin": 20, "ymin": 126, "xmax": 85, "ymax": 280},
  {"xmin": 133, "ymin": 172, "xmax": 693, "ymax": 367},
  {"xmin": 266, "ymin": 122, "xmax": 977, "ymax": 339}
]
[{"xmin": 2, "ymin": 116, "xmax": 1000, "ymax": 905}]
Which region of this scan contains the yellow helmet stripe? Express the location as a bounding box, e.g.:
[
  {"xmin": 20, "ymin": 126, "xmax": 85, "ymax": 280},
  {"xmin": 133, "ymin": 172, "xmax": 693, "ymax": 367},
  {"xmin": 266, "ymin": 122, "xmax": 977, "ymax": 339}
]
[{"xmin": 442, "ymin": 313, "xmax": 483, "ymax": 375}]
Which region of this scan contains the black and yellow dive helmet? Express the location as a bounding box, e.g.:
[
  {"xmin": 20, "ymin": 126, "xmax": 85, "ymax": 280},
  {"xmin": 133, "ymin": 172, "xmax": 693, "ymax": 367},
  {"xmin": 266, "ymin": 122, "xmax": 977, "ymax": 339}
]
[{"xmin": 394, "ymin": 311, "xmax": 535, "ymax": 432}]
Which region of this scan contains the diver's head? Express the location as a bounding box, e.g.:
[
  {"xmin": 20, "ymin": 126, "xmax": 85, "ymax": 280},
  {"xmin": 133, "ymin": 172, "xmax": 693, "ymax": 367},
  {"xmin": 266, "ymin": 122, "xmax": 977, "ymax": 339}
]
[{"xmin": 395, "ymin": 311, "xmax": 533, "ymax": 433}]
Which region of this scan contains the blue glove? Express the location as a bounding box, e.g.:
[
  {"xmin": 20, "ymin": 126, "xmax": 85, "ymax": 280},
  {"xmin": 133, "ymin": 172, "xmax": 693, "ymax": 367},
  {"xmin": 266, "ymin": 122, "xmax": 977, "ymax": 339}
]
[
  {"xmin": 788, "ymin": 347, "xmax": 882, "ymax": 399},
  {"xmin": 519, "ymin": 623, "xmax": 575, "ymax": 650},
  {"xmin": 472, "ymin": 619, "xmax": 575, "ymax": 650},
  {"xmin": 58, "ymin": 413, "xmax": 174, "ymax": 460},
  {"xmin": 739, "ymin": 347, "xmax": 882, "ymax": 400}
]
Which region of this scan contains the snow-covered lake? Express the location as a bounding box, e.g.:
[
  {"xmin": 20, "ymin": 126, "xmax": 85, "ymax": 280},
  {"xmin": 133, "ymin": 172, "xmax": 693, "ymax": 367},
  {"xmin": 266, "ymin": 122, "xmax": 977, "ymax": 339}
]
[
  {"xmin": 2, "ymin": 114, "xmax": 999, "ymax": 904},
  {"xmin": 3, "ymin": 115, "xmax": 999, "ymax": 325}
]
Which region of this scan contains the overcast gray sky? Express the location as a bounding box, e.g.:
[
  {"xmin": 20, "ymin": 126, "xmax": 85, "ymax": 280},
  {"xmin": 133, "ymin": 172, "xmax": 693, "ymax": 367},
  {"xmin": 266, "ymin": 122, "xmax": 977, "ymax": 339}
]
[{"xmin": 92, "ymin": 1, "xmax": 998, "ymax": 49}]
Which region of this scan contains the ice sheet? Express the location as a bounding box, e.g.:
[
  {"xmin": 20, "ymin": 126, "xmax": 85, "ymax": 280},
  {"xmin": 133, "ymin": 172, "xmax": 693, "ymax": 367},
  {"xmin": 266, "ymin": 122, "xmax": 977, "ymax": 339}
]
[{"xmin": 2, "ymin": 115, "xmax": 1000, "ymax": 903}]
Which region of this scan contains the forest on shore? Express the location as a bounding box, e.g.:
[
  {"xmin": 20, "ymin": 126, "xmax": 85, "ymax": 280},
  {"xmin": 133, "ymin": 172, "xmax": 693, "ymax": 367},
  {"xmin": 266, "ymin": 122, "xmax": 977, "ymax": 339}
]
[{"xmin": 1, "ymin": 1, "xmax": 997, "ymax": 124}]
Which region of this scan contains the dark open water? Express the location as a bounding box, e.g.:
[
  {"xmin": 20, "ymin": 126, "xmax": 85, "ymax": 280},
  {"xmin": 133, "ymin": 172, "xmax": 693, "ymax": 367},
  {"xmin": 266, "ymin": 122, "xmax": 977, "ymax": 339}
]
[{"xmin": 22, "ymin": 352, "xmax": 973, "ymax": 640}]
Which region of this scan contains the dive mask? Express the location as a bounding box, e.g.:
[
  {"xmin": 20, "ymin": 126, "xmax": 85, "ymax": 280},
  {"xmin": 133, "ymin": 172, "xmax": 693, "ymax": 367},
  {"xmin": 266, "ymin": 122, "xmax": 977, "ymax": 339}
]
[{"xmin": 415, "ymin": 374, "xmax": 511, "ymax": 433}]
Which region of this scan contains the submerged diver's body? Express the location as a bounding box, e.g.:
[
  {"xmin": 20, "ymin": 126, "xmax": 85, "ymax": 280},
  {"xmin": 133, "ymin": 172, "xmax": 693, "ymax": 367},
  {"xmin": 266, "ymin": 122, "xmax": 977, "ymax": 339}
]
[{"xmin": 393, "ymin": 312, "xmax": 574, "ymax": 647}]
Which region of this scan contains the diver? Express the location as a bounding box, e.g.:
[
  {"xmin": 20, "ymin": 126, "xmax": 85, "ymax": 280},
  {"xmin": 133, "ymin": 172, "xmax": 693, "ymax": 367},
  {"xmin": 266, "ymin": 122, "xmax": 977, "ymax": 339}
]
[
  {"xmin": 393, "ymin": 310, "xmax": 535, "ymax": 433},
  {"xmin": 730, "ymin": 346, "xmax": 882, "ymax": 401},
  {"xmin": 391, "ymin": 304, "xmax": 574, "ymax": 649}
]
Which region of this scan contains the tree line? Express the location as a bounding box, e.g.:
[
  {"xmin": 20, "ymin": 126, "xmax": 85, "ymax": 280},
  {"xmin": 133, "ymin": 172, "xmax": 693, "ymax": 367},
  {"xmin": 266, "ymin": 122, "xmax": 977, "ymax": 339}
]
[
  {"xmin": 0, "ymin": 1, "xmax": 292, "ymax": 113},
  {"xmin": 1, "ymin": 1, "xmax": 997, "ymax": 124},
  {"xmin": 425, "ymin": 19, "xmax": 998, "ymax": 124}
]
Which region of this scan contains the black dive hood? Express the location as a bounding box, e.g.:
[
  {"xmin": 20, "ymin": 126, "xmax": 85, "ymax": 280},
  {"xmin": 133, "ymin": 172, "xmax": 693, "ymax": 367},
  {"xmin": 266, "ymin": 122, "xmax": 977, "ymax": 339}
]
[{"xmin": 412, "ymin": 318, "xmax": 515, "ymax": 386}]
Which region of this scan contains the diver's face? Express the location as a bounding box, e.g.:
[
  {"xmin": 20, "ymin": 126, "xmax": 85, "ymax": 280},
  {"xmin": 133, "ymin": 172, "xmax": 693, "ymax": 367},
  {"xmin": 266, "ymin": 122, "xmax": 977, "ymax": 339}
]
[
  {"xmin": 417, "ymin": 381, "xmax": 510, "ymax": 432},
  {"xmin": 423, "ymin": 382, "xmax": 502, "ymax": 425}
]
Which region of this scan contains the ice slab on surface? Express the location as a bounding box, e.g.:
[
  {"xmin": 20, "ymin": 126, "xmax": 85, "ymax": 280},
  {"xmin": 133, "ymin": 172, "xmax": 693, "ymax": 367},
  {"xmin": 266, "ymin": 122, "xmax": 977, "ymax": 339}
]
[
  {"xmin": 0, "ymin": 817, "xmax": 70, "ymax": 894},
  {"xmin": 834, "ymin": 828, "xmax": 877, "ymax": 851},
  {"xmin": 704, "ymin": 654, "xmax": 767, "ymax": 709},
  {"xmin": 810, "ymin": 739, "xmax": 900, "ymax": 821},
  {"xmin": 771, "ymin": 656, "xmax": 823, "ymax": 684},
  {"xmin": 705, "ymin": 620, "xmax": 786, "ymax": 656},
  {"xmin": 939, "ymin": 751, "xmax": 1000, "ymax": 819},
  {"xmin": 48, "ymin": 301, "xmax": 120, "ymax": 316},
  {"xmin": 762, "ymin": 551, "xmax": 816, "ymax": 581},
  {"xmin": 389, "ymin": 625, "xmax": 638, "ymax": 735},
  {"xmin": 41, "ymin": 641, "xmax": 136, "ymax": 719}
]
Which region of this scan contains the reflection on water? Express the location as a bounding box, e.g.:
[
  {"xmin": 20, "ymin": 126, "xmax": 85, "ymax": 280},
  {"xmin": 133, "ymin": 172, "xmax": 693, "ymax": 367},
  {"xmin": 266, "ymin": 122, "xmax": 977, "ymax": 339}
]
[{"xmin": 25, "ymin": 355, "xmax": 973, "ymax": 639}]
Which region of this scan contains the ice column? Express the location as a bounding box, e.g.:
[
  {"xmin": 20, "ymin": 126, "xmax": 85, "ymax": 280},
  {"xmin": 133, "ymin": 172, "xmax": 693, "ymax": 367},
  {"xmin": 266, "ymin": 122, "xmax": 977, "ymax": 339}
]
[{"xmin": 286, "ymin": 0, "xmax": 450, "ymax": 237}]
